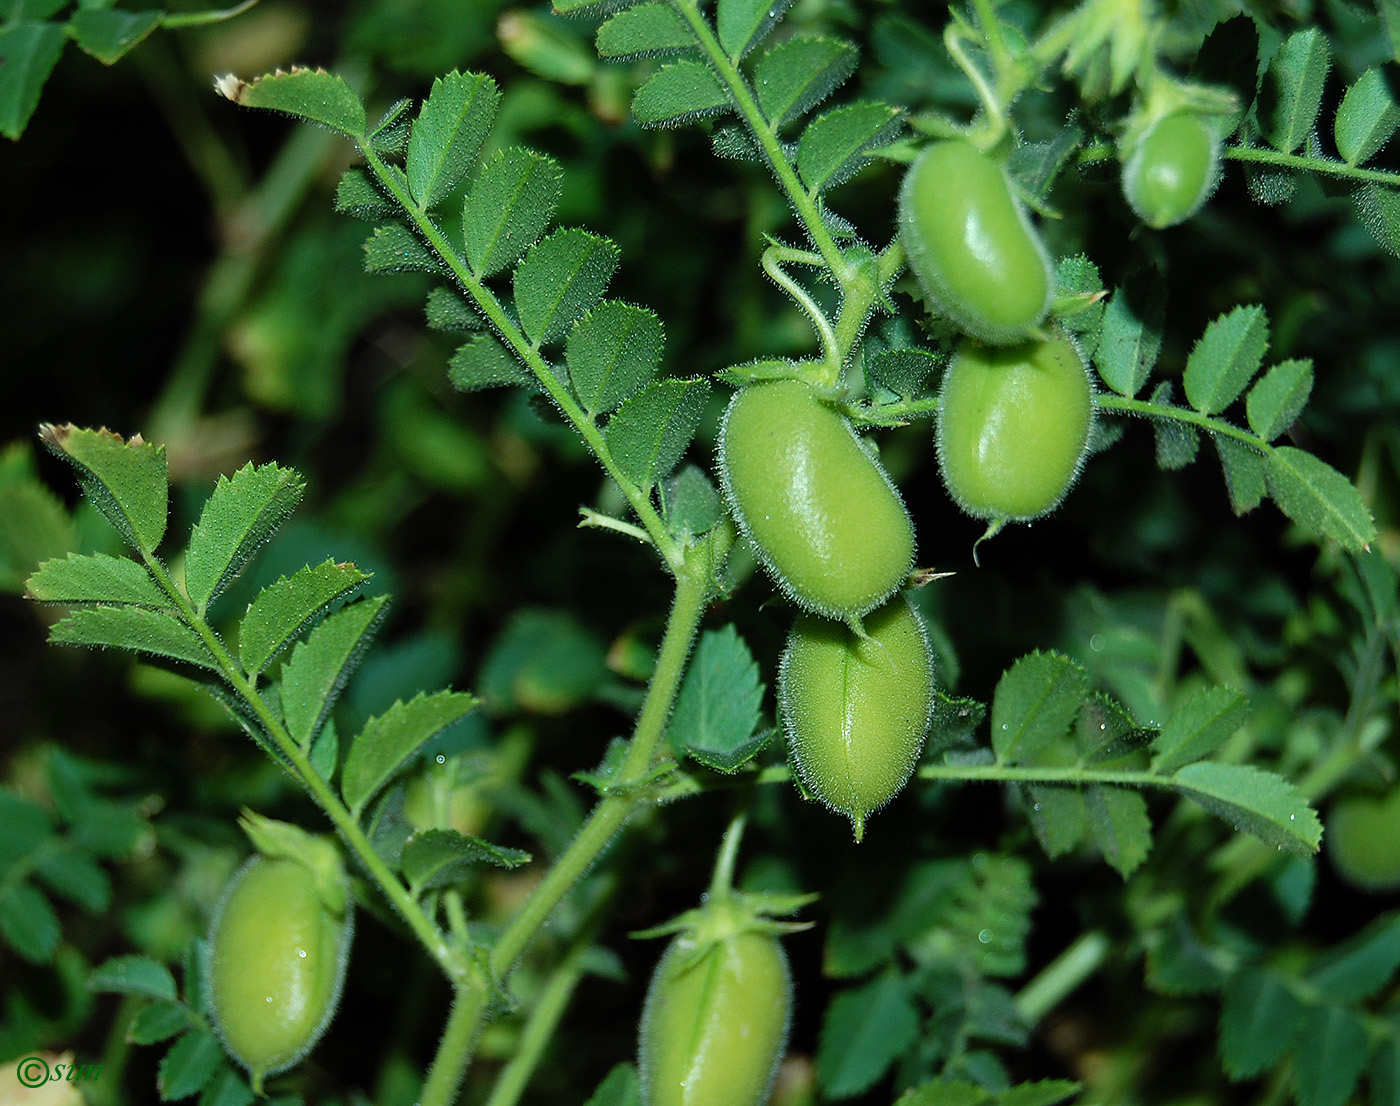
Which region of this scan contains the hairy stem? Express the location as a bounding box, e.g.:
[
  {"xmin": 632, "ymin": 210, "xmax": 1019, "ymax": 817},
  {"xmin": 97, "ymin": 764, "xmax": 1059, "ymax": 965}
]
[
  {"xmin": 1224, "ymin": 143, "xmax": 1400, "ymax": 187},
  {"xmin": 419, "ymin": 987, "xmax": 489, "ymax": 1106},
  {"xmin": 1093, "ymin": 393, "xmax": 1271, "ymax": 450}
]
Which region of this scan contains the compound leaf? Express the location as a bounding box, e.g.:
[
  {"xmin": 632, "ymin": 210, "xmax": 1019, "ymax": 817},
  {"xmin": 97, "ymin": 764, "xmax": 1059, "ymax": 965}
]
[
  {"xmin": 797, "ymin": 101, "xmax": 902, "ymax": 193},
  {"xmin": 1246, "ymin": 359, "xmax": 1312, "ymax": 441},
  {"xmin": 1151, "ymin": 686, "xmax": 1249, "ymax": 775},
  {"xmin": 596, "ymin": 3, "xmax": 694, "ymax": 59},
  {"xmin": 184, "ymin": 462, "xmax": 306, "ymax": 613},
  {"xmin": 342, "ymin": 690, "xmax": 479, "ymax": 815},
  {"xmin": 605, "ymin": 378, "xmax": 710, "ymax": 491},
  {"xmin": 668, "ymin": 625, "xmax": 767, "ymax": 772},
  {"xmin": 566, "ymin": 300, "xmax": 664, "ymax": 415},
  {"xmin": 514, "ymin": 228, "xmax": 620, "ymax": 345},
  {"xmin": 1170, "ymin": 761, "xmax": 1321, "ymax": 854},
  {"xmin": 401, "ymin": 828, "xmax": 530, "ymax": 893},
  {"xmin": 991, "ymin": 651, "xmax": 1085, "ymax": 765},
  {"xmin": 1183, "ymin": 305, "xmax": 1270, "ymax": 416},
  {"xmin": 50, "ymin": 606, "xmax": 217, "ymax": 671},
  {"xmin": 217, "ymin": 67, "xmax": 366, "ymax": 139},
  {"xmin": 280, "ymin": 594, "xmax": 391, "ymax": 749},
  {"xmin": 754, "ymin": 37, "xmax": 858, "ymax": 129},
  {"xmin": 1334, "ymin": 66, "xmax": 1400, "ymax": 165},
  {"xmin": 239, "ymin": 559, "xmax": 370, "ymax": 676},
  {"xmin": 39, "ymin": 424, "xmax": 168, "ymax": 554},
  {"xmin": 464, "ymin": 146, "xmax": 564, "ymax": 277},
  {"xmin": 27, "ymin": 552, "xmax": 168, "ymax": 608},
  {"xmin": 632, "ymin": 60, "xmax": 729, "ymax": 127},
  {"xmin": 406, "ymin": 70, "xmax": 500, "ymax": 210},
  {"xmin": 1265, "ymin": 447, "xmax": 1376, "ymax": 551}
]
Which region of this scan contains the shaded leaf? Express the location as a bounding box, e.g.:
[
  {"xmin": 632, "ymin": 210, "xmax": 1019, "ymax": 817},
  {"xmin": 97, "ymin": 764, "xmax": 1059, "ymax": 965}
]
[
  {"xmin": 605, "ymin": 378, "xmax": 710, "ymax": 490},
  {"xmin": 1025, "ymin": 786, "xmax": 1087, "ymax": 858},
  {"xmin": 1265, "ymin": 446, "xmax": 1376, "ymax": 551},
  {"xmin": 1219, "ymin": 967, "xmax": 1304, "ymax": 1079},
  {"xmin": 1085, "ymin": 785, "xmax": 1152, "ymax": 877},
  {"xmin": 1182, "ymin": 305, "xmax": 1270, "ymax": 415},
  {"xmin": 69, "ymin": 9, "xmax": 161, "ymax": 65},
  {"xmin": 0, "ymin": 20, "xmax": 66, "ymax": 139},
  {"xmin": 217, "ymin": 66, "xmax": 366, "ymax": 138},
  {"xmin": 754, "ymin": 36, "xmax": 857, "ymax": 127},
  {"xmin": 185, "ymin": 462, "xmax": 306, "ymax": 613},
  {"xmin": 342, "ymin": 690, "xmax": 479, "ymax": 815},
  {"xmin": 1263, "ymin": 27, "xmax": 1330, "ymax": 154},
  {"xmin": 584, "ymin": 1064, "xmax": 641, "ymax": 1106},
  {"xmin": 817, "ymin": 972, "xmax": 920, "ymax": 1098},
  {"xmin": 1305, "ymin": 911, "xmax": 1400, "ymax": 1004},
  {"xmin": 406, "ymin": 70, "xmax": 500, "ymax": 210},
  {"xmin": 668, "ymin": 625, "xmax": 766, "ymax": 771},
  {"xmin": 566, "ymin": 300, "xmax": 664, "ymax": 415},
  {"xmin": 0, "ymin": 444, "xmax": 76, "ymax": 592},
  {"xmin": 238, "ymin": 559, "xmax": 370, "ymax": 676},
  {"xmin": 39, "ymin": 423, "xmax": 168, "ymax": 554},
  {"xmin": 89, "ymin": 955, "xmax": 178, "ymax": 1001},
  {"xmin": 866, "ymin": 349, "xmax": 937, "ymax": 400},
  {"xmin": 128, "ymin": 1002, "xmax": 191, "ymax": 1046},
  {"xmin": 1094, "ymin": 274, "xmax": 1164, "ymax": 397},
  {"xmin": 797, "ymin": 101, "xmax": 902, "ymax": 193},
  {"xmin": 1291, "ymin": 1005, "xmax": 1368, "ymax": 1106},
  {"xmin": 464, "ymin": 146, "xmax": 564, "ymax": 277},
  {"xmin": 425, "ymin": 286, "xmax": 480, "ymax": 332},
  {"xmin": 1213, "ymin": 435, "xmax": 1267, "ymax": 514},
  {"xmin": 661, "ymin": 464, "xmax": 721, "ymax": 539},
  {"xmin": 27, "ymin": 552, "xmax": 168, "ymax": 608},
  {"xmin": 632, "ymin": 59, "xmax": 730, "ymax": 126},
  {"xmin": 479, "ymin": 608, "xmax": 608, "ymax": 714},
  {"xmin": 333, "ymin": 168, "xmax": 394, "ymax": 220},
  {"xmin": 367, "ymin": 96, "xmax": 413, "ymax": 154},
  {"xmin": 514, "ymin": 228, "xmax": 620, "ymax": 345},
  {"xmin": 401, "ymin": 828, "xmax": 531, "ymax": 893},
  {"xmin": 158, "ymin": 1028, "xmax": 223, "ymax": 1101},
  {"xmin": 0, "ymin": 881, "xmax": 59, "ymax": 962},
  {"xmin": 1171, "ymin": 761, "xmax": 1321, "ymax": 853},
  {"xmin": 449, "ymin": 334, "xmax": 532, "ymax": 392},
  {"xmin": 364, "ymin": 222, "xmax": 441, "ymax": 274},
  {"xmin": 280, "ymin": 594, "xmax": 391, "ymax": 748},
  {"xmin": 51, "ymin": 606, "xmax": 218, "ymax": 671},
  {"xmin": 1352, "ymin": 182, "xmax": 1400, "ymax": 257}
]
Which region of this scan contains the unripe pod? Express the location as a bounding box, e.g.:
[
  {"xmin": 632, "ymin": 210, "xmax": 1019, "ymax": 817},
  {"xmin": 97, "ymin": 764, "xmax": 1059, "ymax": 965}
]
[
  {"xmin": 779, "ymin": 596, "xmax": 934, "ymax": 840},
  {"xmin": 718, "ymin": 379, "xmax": 915, "ymax": 619},
  {"xmin": 1121, "ymin": 112, "xmax": 1220, "ymax": 228},
  {"xmin": 208, "ymin": 855, "xmax": 352, "ymax": 1091},
  {"xmin": 937, "ymin": 330, "xmax": 1093, "ymax": 522},
  {"xmin": 639, "ymin": 926, "xmax": 791, "ymax": 1106},
  {"xmin": 898, "ymin": 140, "xmax": 1053, "ymax": 344}
]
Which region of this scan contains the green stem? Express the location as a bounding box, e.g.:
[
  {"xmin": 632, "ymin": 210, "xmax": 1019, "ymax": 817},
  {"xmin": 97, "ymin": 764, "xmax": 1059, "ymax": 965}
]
[
  {"xmin": 355, "ymin": 144, "xmax": 683, "ymax": 572},
  {"xmin": 1093, "ymin": 392, "xmax": 1270, "ymax": 451},
  {"xmin": 140, "ymin": 554, "xmax": 463, "ymax": 982},
  {"xmin": 762, "ymin": 246, "xmax": 840, "ymax": 382},
  {"xmin": 481, "ymin": 956, "xmax": 588, "ymax": 1106},
  {"xmin": 1014, "ymin": 930, "xmax": 1110, "ymax": 1023},
  {"xmin": 1223, "ymin": 144, "xmax": 1400, "ymax": 187},
  {"xmin": 708, "ymin": 809, "xmax": 749, "ymax": 900},
  {"xmin": 419, "ymin": 986, "xmax": 489, "ymax": 1106},
  {"xmin": 668, "ymin": 0, "xmax": 851, "ymax": 283},
  {"xmin": 489, "ymin": 537, "xmax": 722, "ymax": 979}
]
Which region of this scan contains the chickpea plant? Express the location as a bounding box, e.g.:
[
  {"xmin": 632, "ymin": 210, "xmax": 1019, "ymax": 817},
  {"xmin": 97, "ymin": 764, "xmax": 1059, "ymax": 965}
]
[{"xmin": 12, "ymin": 0, "xmax": 1400, "ymax": 1104}]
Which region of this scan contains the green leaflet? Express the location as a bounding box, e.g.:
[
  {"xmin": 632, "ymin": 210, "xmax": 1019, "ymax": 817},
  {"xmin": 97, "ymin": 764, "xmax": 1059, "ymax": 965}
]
[
  {"xmin": 406, "ymin": 70, "xmax": 501, "ymax": 211},
  {"xmin": 1245, "ymin": 359, "xmax": 1312, "ymax": 441},
  {"xmin": 1170, "ymin": 761, "xmax": 1321, "ymax": 854},
  {"xmin": 990, "ymin": 651, "xmax": 1085, "ymax": 765},
  {"xmin": 238, "ymin": 559, "xmax": 371, "ymax": 676},
  {"xmin": 754, "ymin": 37, "xmax": 858, "ymax": 129},
  {"xmin": 1334, "ymin": 67, "xmax": 1400, "ymax": 165},
  {"xmin": 217, "ymin": 67, "xmax": 367, "ymax": 139},
  {"xmin": 667, "ymin": 625, "xmax": 767, "ymax": 772},
  {"xmin": 68, "ymin": 9, "xmax": 161, "ymax": 65},
  {"xmin": 39, "ymin": 424, "xmax": 168, "ymax": 555},
  {"xmin": 341, "ymin": 690, "xmax": 479, "ymax": 816},
  {"xmin": 1264, "ymin": 27, "xmax": 1330, "ymax": 155},
  {"xmin": 401, "ymin": 828, "xmax": 530, "ymax": 894},
  {"xmin": 27, "ymin": 552, "xmax": 168, "ymax": 608},
  {"xmin": 50, "ymin": 606, "xmax": 218, "ymax": 671},
  {"xmin": 0, "ymin": 21, "xmax": 66, "ymax": 140},
  {"xmin": 1265, "ymin": 446, "xmax": 1377, "ymax": 551},
  {"xmin": 514, "ymin": 228, "xmax": 620, "ymax": 345},
  {"xmin": 631, "ymin": 60, "xmax": 729, "ymax": 127},
  {"xmin": 796, "ymin": 101, "xmax": 902, "ymax": 193},
  {"xmin": 1182, "ymin": 304, "xmax": 1269, "ymax": 416},
  {"xmin": 566, "ymin": 300, "xmax": 664, "ymax": 416},
  {"xmin": 464, "ymin": 147, "xmax": 563, "ymax": 278},
  {"xmin": 279, "ymin": 594, "xmax": 391, "ymax": 749},
  {"xmin": 184, "ymin": 462, "xmax": 306, "ymax": 613},
  {"xmin": 604, "ymin": 378, "xmax": 710, "ymax": 491},
  {"xmin": 596, "ymin": 3, "xmax": 693, "ymax": 60}
]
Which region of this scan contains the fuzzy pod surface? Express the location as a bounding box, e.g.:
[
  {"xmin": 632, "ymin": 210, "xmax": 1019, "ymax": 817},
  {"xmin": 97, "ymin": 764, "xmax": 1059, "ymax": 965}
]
[
  {"xmin": 639, "ymin": 927, "xmax": 791, "ymax": 1106},
  {"xmin": 898, "ymin": 139, "xmax": 1053, "ymax": 344},
  {"xmin": 1122, "ymin": 112, "xmax": 1221, "ymax": 228},
  {"xmin": 718, "ymin": 378, "xmax": 915, "ymax": 619},
  {"xmin": 779, "ymin": 595, "xmax": 934, "ymax": 840},
  {"xmin": 936, "ymin": 330, "xmax": 1094, "ymax": 522},
  {"xmin": 208, "ymin": 855, "xmax": 352, "ymax": 1090}
]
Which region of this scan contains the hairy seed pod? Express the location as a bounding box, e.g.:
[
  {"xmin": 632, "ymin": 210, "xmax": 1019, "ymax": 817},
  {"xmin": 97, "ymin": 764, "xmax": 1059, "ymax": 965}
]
[
  {"xmin": 1122, "ymin": 112, "xmax": 1220, "ymax": 228},
  {"xmin": 718, "ymin": 379, "xmax": 915, "ymax": 619},
  {"xmin": 937, "ymin": 330, "xmax": 1094, "ymax": 522},
  {"xmin": 899, "ymin": 139, "xmax": 1053, "ymax": 344},
  {"xmin": 208, "ymin": 855, "xmax": 352, "ymax": 1091},
  {"xmin": 779, "ymin": 596, "xmax": 934, "ymax": 840}
]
